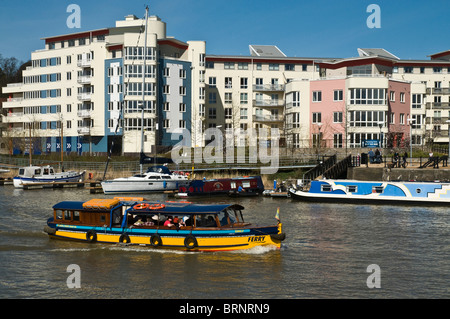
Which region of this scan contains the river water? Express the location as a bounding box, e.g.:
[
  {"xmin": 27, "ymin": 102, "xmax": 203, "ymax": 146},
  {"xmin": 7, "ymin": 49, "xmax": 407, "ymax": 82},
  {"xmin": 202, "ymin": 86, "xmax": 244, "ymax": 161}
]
[{"xmin": 0, "ymin": 185, "xmax": 448, "ymax": 300}]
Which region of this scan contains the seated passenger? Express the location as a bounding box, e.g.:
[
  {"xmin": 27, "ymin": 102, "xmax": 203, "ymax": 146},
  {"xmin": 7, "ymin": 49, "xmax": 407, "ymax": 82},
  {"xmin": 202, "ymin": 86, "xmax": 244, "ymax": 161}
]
[{"xmin": 164, "ymin": 217, "xmax": 174, "ymax": 227}]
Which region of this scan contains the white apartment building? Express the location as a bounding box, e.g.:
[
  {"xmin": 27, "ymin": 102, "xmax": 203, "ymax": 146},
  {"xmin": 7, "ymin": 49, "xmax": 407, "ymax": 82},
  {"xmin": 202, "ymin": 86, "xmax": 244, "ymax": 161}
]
[{"xmin": 1, "ymin": 14, "xmax": 205, "ymax": 155}]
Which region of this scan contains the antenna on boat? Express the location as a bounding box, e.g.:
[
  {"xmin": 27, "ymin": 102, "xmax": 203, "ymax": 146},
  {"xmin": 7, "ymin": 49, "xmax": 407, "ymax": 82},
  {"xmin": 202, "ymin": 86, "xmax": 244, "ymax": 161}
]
[{"xmin": 139, "ymin": 5, "xmax": 149, "ymax": 176}]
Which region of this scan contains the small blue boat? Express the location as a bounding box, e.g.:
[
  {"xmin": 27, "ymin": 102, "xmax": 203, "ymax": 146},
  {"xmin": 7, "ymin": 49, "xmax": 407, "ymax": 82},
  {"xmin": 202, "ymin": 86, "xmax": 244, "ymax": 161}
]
[{"xmin": 289, "ymin": 179, "xmax": 450, "ymax": 205}]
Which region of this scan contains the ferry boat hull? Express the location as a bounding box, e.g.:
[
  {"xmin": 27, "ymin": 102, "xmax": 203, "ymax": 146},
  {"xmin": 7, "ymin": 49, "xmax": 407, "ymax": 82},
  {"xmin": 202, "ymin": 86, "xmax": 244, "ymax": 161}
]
[
  {"xmin": 289, "ymin": 179, "xmax": 450, "ymax": 205},
  {"xmin": 44, "ymin": 199, "xmax": 285, "ymax": 252}
]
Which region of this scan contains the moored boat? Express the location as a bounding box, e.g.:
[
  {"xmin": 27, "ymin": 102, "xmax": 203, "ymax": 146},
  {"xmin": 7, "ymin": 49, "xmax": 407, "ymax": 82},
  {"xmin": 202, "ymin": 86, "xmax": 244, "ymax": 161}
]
[
  {"xmin": 177, "ymin": 176, "xmax": 264, "ymax": 198},
  {"xmin": 101, "ymin": 165, "xmax": 189, "ymax": 194},
  {"xmin": 13, "ymin": 165, "xmax": 85, "ymax": 188},
  {"xmin": 44, "ymin": 197, "xmax": 285, "ymax": 252},
  {"xmin": 289, "ymin": 179, "xmax": 450, "ymax": 205}
]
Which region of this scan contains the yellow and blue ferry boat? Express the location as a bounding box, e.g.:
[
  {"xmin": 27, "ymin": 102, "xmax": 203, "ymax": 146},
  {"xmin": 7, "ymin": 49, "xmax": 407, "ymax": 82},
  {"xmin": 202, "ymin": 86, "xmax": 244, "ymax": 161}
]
[{"xmin": 44, "ymin": 198, "xmax": 285, "ymax": 252}]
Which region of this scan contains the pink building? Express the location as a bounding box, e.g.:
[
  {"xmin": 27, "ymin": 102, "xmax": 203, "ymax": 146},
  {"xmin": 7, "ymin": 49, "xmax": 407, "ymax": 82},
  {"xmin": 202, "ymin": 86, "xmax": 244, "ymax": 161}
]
[{"xmin": 310, "ymin": 79, "xmax": 346, "ymax": 148}]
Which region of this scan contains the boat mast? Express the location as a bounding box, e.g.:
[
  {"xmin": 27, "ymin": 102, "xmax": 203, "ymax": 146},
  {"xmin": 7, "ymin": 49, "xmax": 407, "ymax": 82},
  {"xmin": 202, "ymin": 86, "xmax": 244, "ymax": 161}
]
[{"xmin": 140, "ymin": 6, "xmax": 149, "ymax": 175}]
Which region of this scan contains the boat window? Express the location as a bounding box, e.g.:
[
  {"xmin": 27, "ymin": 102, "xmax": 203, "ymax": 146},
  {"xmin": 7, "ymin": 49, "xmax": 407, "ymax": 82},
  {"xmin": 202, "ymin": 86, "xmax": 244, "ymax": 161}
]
[
  {"xmin": 347, "ymin": 185, "xmax": 357, "ymax": 193},
  {"xmin": 35, "ymin": 169, "xmax": 41, "ymax": 175},
  {"xmin": 64, "ymin": 210, "xmax": 71, "ymax": 220},
  {"xmin": 217, "ymin": 209, "xmax": 237, "ymax": 226},
  {"xmin": 100, "ymin": 215, "xmax": 106, "ymax": 223},
  {"xmin": 43, "ymin": 168, "xmax": 49, "ymax": 175},
  {"xmin": 195, "ymin": 214, "xmax": 218, "ymax": 227},
  {"xmin": 161, "ymin": 176, "xmax": 171, "ymax": 179},
  {"xmin": 111, "ymin": 207, "xmax": 121, "ymax": 225},
  {"xmin": 243, "ymin": 181, "xmax": 250, "ymax": 188},
  {"xmin": 73, "ymin": 211, "xmax": 80, "ymax": 221},
  {"xmin": 373, "ymin": 186, "xmax": 384, "ymax": 193},
  {"xmin": 55, "ymin": 210, "xmax": 63, "ymax": 220},
  {"xmin": 321, "ymin": 185, "xmax": 332, "ymax": 192},
  {"xmin": 19, "ymin": 169, "xmax": 24, "ymax": 175},
  {"xmin": 230, "ymin": 182, "xmax": 236, "ymax": 189},
  {"xmin": 50, "ymin": 168, "xmax": 54, "ymax": 174},
  {"xmin": 416, "ymin": 188, "xmax": 422, "ymax": 194}
]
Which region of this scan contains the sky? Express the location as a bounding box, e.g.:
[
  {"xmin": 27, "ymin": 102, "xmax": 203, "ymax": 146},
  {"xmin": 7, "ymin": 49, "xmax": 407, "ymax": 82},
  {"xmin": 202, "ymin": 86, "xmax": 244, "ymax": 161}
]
[{"xmin": 0, "ymin": 0, "xmax": 449, "ymax": 64}]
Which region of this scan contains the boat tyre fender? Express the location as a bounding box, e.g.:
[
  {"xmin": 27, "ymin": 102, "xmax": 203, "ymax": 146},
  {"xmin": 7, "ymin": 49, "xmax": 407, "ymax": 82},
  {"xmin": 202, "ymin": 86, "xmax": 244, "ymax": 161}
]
[
  {"xmin": 270, "ymin": 233, "xmax": 286, "ymax": 242},
  {"xmin": 86, "ymin": 230, "xmax": 97, "ymax": 243},
  {"xmin": 43, "ymin": 225, "xmax": 56, "ymax": 235},
  {"xmin": 119, "ymin": 233, "xmax": 131, "ymax": 244},
  {"xmin": 184, "ymin": 235, "xmax": 198, "ymax": 249},
  {"xmin": 150, "ymin": 234, "xmax": 162, "ymax": 247}
]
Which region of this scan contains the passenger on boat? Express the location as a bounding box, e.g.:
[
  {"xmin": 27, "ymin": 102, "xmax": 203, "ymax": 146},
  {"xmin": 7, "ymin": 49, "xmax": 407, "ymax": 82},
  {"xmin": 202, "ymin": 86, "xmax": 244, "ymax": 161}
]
[
  {"xmin": 164, "ymin": 217, "xmax": 174, "ymax": 227},
  {"xmin": 238, "ymin": 185, "xmax": 245, "ymax": 192}
]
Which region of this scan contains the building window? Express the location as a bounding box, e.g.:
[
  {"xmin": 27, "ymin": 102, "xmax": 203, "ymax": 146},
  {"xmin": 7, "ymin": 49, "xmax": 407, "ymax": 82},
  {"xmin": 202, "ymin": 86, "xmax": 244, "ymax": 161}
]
[
  {"xmin": 333, "ymin": 90, "xmax": 343, "ymax": 101},
  {"xmin": 224, "ymin": 62, "xmax": 234, "ymax": 69},
  {"xmin": 208, "ymin": 92, "xmax": 216, "ymax": 104},
  {"xmin": 208, "ymin": 108, "xmax": 216, "ymax": 119},
  {"xmin": 240, "ymin": 93, "xmax": 248, "ymax": 104},
  {"xmin": 240, "ymin": 108, "xmax": 248, "ymax": 120},
  {"xmin": 163, "ymin": 102, "xmax": 170, "ymax": 111},
  {"xmin": 224, "ymin": 92, "xmax": 232, "ymax": 104},
  {"xmin": 334, "ymin": 134, "xmax": 343, "ymax": 148},
  {"xmin": 179, "ymin": 103, "xmax": 186, "ymax": 112},
  {"xmin": 269, "ymin": 64, "xmax": 279, "ymax": 71},
  {"xmin": 285, "ymin": 64, "xmax": 295, "ymax": 71},
  {"xmin": 163, "ymin": 119, "xmax": 170, "ymax": 129},
  {"xmin": 225, "ymin": 108, "xmax": 232, "ymax": 119},
  {"xmin": 225, "ymin": 77, "xmax": 232, "ymax": 89},
  {"xmin": 349, "ymin": 88, "xmax": 386, "ymax": 105},
  {"xmin": 312, "ymin": 91, "xmax": 322, "ymax": 102},
  {"xmin": 333, "ymin": 112, "xmax": 343, "ymax": 123},
  {"xmin": 400, "ymin": 92, "xmax": 405, "ymax": 103},
  {"xmin": 312, "ymin": 112, "xmax": 321, "ymax": 123},
  {"xmin": 390, "ymin": 91, "xmax": 395, "ymax": 101},
  {"xmin": 208, "ymin": 77, "xmax": 216, "ymax": 88},
  {"xmin": 412, "ymin": 94, "xmax": 422, "ymax": 108},
  {"xmin": 238, "ymin": 63, "xmax": 248, "ymax": 70},
  {"xmin": 240, "ymin": 77, "xmax": 248, "ymax": 89}
]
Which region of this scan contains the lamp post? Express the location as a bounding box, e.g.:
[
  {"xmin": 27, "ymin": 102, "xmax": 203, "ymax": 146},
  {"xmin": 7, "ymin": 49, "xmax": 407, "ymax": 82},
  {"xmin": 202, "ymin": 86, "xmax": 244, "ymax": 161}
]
[
  {"xmin": 407, "ymin": 118, "xmax": 415, "ymax": 167},
  {"xmin": 315, "ymin": 122, "xmax": 323, "ymax": 163},
  {"xmin": 378, "ymin": 121, "xmax": 384, "ymax": 149},
  {"xmin": 446, "ymin": 120, "xmax": 450, "ymax": 161}
]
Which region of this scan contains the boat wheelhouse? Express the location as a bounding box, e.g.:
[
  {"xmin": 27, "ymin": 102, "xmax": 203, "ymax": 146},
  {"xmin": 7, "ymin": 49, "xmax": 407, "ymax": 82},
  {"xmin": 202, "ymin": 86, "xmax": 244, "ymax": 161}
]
[
  {"xmin": 13, "ymin": 165, "xmax": 85, "ymax": 188},
  {"xmin": 44, "ymin": 198, "xmax": 285, "ymax": 252},
  {"xmin": 178, "ymin": 176, "xmax": 264, "ymax": 198},
  {"xmin": 289, "ymin": 179, "xmax": 450, "ymax": 205}
]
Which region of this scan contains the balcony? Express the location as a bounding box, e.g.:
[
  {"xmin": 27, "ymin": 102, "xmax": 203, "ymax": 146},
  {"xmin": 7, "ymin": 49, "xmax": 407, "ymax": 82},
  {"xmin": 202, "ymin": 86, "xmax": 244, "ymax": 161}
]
[
  {"xmin": 253, "ymin": 114, "xmax": 284, "ymax": 122},
  {"xmin": 426, "ymin": 102, "xmax": 450, "ymax": 109},
  {"xmin": 77, "ymin": 93, "xmax": 92, "ymax": 101},
  {"xmin": 77, "ymin": 59, "xmax": 92, "ymax": 68},
  {"xmin": 77, "ymin": 127, "xmax": 90, "ymax": 135},
  {"xmin": 253, "ymin": 99, "xmax": 284, "ymax": 108},
  {"xmin": 77, "ymin": 75, "xmax": 92, "ymax": 84},
  {"xmin": 426, "ymin": 88, "xmax": 450, "ymax": 95},
  {"xmin": 77, "ymin": 110, "xmax": 92, "ymax": 118},
  {"xmin": 253, "ymin": 84, "xmax": 285, "ymax": 92}
]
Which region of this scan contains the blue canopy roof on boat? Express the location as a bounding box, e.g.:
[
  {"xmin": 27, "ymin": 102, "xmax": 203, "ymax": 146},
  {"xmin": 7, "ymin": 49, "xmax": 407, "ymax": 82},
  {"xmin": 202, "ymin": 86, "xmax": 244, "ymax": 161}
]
[
  {"xmin": 128, "ymin": 203, "xmax": 244, "ymax": 214},
  {"xmin": 52, "ymin": 201, "xmax": 244, "ymax": 214},
  {"xmin": 53, "ymin": 201, "xmax": 85, "ymax": 210}
]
